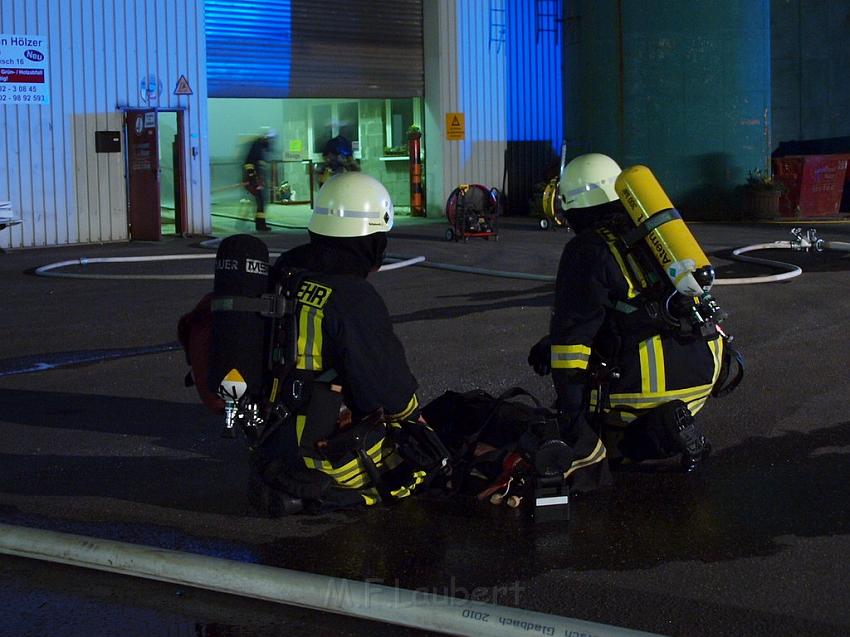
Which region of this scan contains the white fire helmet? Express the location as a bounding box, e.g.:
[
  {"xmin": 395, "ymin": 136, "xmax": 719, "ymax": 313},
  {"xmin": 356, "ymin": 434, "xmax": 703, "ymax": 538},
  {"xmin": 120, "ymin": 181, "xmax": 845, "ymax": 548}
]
[
  {"xmin": 559, "ymin": 153, "xmax": 622, "ymax": 210},
  {"xmin": 309, "ymin": 172, "xmax": 394, "ymax": 238}
]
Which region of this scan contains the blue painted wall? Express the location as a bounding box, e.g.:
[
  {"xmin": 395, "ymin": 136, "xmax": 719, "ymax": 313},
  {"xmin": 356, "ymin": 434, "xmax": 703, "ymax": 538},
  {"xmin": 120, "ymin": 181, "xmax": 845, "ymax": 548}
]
[
  {"xmin": 505, "ymin": 0, "xmax": 563, "ymax": 156},
  {"xmin": 564, "ymin": 0, "xmax": 772, "ymax": 216},
  {"xmin": 502, "ymin": 0, "xmax": 565, "ymax": 210}
]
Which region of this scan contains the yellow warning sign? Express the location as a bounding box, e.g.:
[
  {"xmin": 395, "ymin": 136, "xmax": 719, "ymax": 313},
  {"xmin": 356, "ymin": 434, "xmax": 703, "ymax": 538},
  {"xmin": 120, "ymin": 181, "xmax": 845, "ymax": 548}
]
[
  {"xmin": 174, "ymin": 75, "xmax": 193, "ymax": 96},
  {"xmin": 445, "ymin": 112, "xmax": 465, "ymax": 141}
]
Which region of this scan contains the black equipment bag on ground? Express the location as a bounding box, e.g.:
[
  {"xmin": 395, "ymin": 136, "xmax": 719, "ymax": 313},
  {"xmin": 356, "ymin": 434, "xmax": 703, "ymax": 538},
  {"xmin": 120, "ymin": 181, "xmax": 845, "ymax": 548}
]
[{"xmin": 422, "ymin": 387, "xmax": 610, "ymax": 497}]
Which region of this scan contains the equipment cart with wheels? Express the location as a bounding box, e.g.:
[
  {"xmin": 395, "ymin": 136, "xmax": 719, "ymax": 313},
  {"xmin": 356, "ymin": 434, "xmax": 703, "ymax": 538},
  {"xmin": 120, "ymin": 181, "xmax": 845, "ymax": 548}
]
[{"xmin": 444, "ymin": 184, "xmax": 501, "ymax": 242}]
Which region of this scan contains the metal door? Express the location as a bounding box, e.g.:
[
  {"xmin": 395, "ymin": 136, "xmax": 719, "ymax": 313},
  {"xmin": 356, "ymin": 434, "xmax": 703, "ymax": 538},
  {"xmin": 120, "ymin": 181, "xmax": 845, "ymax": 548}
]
[{"xmin": 125, "ymin": 109, "xmax": 161, "ymax": 241}]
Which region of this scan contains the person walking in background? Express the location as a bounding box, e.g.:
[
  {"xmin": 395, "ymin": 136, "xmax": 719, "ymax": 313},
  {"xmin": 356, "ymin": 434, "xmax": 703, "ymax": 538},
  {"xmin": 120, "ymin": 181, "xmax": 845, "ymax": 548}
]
[{"xmin": 243, "ymin": 128, "xmax": 278, "ymax": 232}]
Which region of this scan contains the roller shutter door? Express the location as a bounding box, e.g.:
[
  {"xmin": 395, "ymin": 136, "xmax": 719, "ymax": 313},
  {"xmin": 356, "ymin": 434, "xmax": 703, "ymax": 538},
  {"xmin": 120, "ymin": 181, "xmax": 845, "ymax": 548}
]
[{"xmin": 206, "ymin": 0, "xmax": 423, "ymax": 98}]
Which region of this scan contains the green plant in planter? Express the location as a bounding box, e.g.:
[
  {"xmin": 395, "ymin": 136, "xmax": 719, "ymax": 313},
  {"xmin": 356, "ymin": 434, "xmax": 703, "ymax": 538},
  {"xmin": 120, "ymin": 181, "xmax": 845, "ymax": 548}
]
[
  {"xmin": 746, "ymin": 168, "xmax": 786, "ymax": 193},
  {"xmin": 744, "ymin": 168, "xmax": 786, "ymax": 219}
]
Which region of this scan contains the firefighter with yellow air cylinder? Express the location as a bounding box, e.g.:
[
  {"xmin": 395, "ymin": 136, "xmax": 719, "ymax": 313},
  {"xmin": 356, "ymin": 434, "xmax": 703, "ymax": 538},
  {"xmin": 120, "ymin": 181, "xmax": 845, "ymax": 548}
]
[{"xmin": 528, "ymin": 153, "xmax": 741, "ymax": 474}]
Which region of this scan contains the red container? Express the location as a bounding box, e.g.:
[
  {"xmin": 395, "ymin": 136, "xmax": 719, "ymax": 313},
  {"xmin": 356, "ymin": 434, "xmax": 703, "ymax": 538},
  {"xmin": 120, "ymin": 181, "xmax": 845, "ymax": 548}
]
[{"xmin": 773, "ymin": 155, "xmax": 849, "ymax": 218}]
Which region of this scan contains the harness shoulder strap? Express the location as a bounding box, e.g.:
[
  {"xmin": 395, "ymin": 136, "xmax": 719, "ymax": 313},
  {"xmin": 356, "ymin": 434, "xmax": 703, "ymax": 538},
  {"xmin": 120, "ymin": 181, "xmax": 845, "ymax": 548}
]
[{"xmin": 620, "ymin": 208, "xmax": 681, "ymax": 248}]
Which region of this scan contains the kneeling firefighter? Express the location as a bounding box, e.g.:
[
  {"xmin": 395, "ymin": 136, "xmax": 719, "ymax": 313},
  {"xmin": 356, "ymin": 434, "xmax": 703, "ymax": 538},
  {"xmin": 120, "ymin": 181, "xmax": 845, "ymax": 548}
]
[
  {"xmin": 182, "ymin": 172, "xmax": 449, "ymax": 516},
  {"xmin": 528, "ymin": 153, "xmax": 742, "ymax": 471}
]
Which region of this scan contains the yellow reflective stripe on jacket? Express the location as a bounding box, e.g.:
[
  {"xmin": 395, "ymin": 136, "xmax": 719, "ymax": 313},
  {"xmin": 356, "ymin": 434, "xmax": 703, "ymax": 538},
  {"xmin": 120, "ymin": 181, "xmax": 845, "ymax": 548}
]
[
  {"xmin": 709, "ymin": 337, "xmax": 724, "ymax": 384},
  {"xmin": 295, "ymin": 414, "xmax": 308, "ymax": 445},
  {"xmin": 387, "ymin": 394, "xmax": 419, "ymax": 421},
  {"xmin": 296, "ymin": 305, "xmax": 324, "ymax": 370},
  {"xmin": 638, "ymin": 335, "xmax": 666, "ymax": 394},
  {"xmin": 551, "ymin": 344, "xmax": 591, "ymax": 370}
]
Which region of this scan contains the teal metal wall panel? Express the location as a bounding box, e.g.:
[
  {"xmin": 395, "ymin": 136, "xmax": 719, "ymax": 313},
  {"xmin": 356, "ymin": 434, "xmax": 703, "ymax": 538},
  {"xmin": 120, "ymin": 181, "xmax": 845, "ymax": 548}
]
[
  {"xmin": 564, "ymin": 0, "xmax": 772, "ymax": 216},
  {"xmin": 770, "ymin": 0, "xmax": 850, "ymax": 145}
]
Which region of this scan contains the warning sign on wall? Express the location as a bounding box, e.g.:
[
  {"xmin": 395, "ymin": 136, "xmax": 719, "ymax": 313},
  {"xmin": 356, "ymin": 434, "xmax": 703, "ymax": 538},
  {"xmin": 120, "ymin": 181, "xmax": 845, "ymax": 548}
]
[
  {"xmin": 445, "ymin": 112, "xmax": 465, "ymax": 141},
  {"xmin": 174, "ymin": 75, "xmax": 193, "ymax": 95}
]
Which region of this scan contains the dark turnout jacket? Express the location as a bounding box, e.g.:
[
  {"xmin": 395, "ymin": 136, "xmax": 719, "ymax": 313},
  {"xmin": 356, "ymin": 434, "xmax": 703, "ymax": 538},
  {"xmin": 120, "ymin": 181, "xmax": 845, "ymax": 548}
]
[{"xmin": 550, "ymin": 209, "xmax": 723, "ymax": 434}]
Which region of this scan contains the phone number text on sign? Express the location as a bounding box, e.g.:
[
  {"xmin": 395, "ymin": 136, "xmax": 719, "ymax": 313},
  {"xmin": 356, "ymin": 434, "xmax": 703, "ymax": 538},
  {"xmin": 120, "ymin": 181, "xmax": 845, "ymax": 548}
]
[{"xmin": 0, "ymin": 34, "xmax": 50, "ymax": 105}]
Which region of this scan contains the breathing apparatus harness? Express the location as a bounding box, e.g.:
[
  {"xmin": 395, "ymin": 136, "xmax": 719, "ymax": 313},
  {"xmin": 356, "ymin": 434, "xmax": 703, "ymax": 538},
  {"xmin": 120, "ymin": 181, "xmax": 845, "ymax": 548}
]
[
  {"xmin": 208, "ymin": 236, "xmax": 450, "ymax": 509},
  {"xmin": 211, "ymin": 266, "xmax": 311, "ymax": 447},
  {"xmin": 592, "ymin": 214, "xmax": 742, "ymax": 393},
  {"xmin": 576, "ymin": 171, "xmax": 745, "ymax": 471},
  {"xmin": 596, "ymin": 217, "xmax": 723, "ymax": 343}
]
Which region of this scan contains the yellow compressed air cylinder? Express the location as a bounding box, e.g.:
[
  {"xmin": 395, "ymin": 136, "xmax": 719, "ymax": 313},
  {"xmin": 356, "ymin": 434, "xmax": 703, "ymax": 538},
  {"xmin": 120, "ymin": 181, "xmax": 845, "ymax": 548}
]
[{"xmin": 615, "ymin": 165, "xmax": 715, "ymax": 296}]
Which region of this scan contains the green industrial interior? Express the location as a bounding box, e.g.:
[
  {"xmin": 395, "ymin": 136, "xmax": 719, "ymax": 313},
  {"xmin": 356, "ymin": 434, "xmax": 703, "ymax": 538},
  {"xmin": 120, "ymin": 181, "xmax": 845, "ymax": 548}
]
[{"xmin": 163, "ymin": 1, "xmax": 849, "ymax": 234}]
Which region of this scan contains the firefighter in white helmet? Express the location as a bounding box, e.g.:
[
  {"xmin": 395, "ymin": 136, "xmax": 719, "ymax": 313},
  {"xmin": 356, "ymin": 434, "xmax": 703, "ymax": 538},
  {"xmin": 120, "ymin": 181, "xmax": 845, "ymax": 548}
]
[
  {"xmin": 528, "ymin": 153, "xmax": 739, "ymax": 476},
  {"xmin": 246, "ymin": 171, "xmax": 447, "ymax": 515}
]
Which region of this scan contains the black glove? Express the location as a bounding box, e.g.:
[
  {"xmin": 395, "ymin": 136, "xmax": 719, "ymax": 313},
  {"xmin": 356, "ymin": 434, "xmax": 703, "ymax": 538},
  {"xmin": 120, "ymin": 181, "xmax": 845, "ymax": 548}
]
[{"xmin": 527, "ymin": 336, "xmax": 552, "ymax": 376}]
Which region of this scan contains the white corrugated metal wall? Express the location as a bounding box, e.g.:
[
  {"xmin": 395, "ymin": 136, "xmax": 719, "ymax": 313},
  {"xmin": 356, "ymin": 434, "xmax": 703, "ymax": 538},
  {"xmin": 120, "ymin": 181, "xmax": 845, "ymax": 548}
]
[
  {"xmin": 424, "ymin": 0, "xmax": 507, "ymax": 215},
  {"xmin": 0, "ymin": 0, "xmax": 209, "ymax": 250}
]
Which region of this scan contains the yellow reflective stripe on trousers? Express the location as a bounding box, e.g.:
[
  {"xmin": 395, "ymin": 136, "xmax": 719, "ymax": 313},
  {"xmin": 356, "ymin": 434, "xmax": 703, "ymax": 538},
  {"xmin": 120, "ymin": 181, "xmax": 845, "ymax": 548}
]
[
  {"xmin": 606, "ymin": 384, "xmax": 715, "ymax": 417},
  {"xmin": 688, "ymin": 396, "xmax": 708, "ymax": 416},
  {"xmin": 388, "ymin": 394, "xmax": 419, "ymax": 421},
  {"xmin": 360, "ymin": 490, "xmax": 380, "ymax": 506},
  {"xmin": 296, "ymin": 305, "xmax": 324, "ymax": 371},
  {"xmin": 303, "ymin": 438, "xmax": 389, "ymax": 485},
  {"xmin": 564, "ymin": 438, "xmax": 606, "ymax": 479},
  {"xmin": 551, "ymin": 344, "xmax": 591, "ymax": 370},
  {"xmin": 638, "ymin": 335, "xmax": 666, "ymax": 394},
  {"xmin": 389, "ymin": 470, "xmax": 427, "ymax": 499}
]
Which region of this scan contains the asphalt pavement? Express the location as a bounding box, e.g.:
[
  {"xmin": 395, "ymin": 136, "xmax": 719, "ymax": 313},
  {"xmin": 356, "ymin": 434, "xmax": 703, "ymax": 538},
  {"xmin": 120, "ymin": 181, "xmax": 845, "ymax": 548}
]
[{"xmin": 2, "ymin": 215, "xmax": 850, "ymax": 637}]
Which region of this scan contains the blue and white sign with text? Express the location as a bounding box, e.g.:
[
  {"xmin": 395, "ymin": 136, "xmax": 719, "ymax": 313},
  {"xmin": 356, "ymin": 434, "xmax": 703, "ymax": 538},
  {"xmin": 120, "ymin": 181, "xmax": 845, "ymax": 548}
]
[{"xmin": 0, "ymin": 34, "xmax": 50, "ymax": 105}]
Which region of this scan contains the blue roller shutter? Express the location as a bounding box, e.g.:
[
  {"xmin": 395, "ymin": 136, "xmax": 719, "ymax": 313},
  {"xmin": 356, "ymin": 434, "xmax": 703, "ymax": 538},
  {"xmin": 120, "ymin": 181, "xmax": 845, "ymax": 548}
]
[{"xmin": 206, "ymin": 0, "xmax": 423, "ymax": 98}]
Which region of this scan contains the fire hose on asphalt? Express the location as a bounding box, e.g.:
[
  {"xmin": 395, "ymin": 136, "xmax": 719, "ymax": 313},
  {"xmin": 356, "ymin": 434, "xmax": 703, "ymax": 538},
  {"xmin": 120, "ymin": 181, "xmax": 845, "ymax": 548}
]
[
  {"xmin": 32, "ymin": 228, "xmax": 848, "ymax": 284},
  {"xmin": 0, "ymin": 522, "xmax": 661, "ymax": 637},
  {"xmin": 13, "ymin": 227, "xmax": 847, "ymax": 378},
  {"xmin": 33, "ymin": 253, "xmax": 426, "ymax": 280}
]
